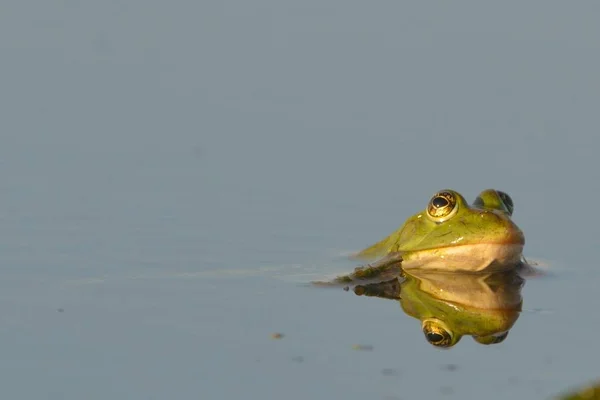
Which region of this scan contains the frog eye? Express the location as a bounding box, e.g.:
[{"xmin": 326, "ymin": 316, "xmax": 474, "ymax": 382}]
[
  {"xmin": 425, "ymin": 331, "xmax": 449, "ymax": 346},
  {"xmin": 422, "ymin": 321, "xmax": 454, "ymax": 348},
  {"xmin": 426, "ymin": 191, "xmax": 458, "ymax": 222},
  {"xmin": 497, "ymin": 191, "xmax": 514, "ymax": 216},
  {"xmin": 473, "ymin": 331, "xmax": 509, "ymax": 345}
]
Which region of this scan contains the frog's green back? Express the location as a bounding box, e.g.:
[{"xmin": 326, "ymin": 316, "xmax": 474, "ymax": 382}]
[{"xmin": 354, "ymin": 226, "xmax": 405, "ymax": 260}]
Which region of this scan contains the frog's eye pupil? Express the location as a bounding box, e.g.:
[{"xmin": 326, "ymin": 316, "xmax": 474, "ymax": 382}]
[
  {"xmin": 426, "ymin": 332, "xmax": 444, "ymax": 343},
  {"xmin": 423, "ymin": 322, "xmax": 455, "ymax": 347},
  {"xmin": 432, "ymin": 196, "xmax": 449, "ymax": 208}
]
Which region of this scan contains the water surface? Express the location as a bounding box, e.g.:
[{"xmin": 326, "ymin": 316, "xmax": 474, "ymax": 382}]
[{"xmin": 1, "ymin": 2, "xmax": 600, "ymax": 399}]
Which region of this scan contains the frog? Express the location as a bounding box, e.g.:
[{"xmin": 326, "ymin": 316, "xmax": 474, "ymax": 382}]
[
  {"xmin": 351, "ymin": 267, "xmax": 525, "ymax": 348},
  {"xmin": 353, "ymin": 189, "xmax": 525, "ymax": 273}
]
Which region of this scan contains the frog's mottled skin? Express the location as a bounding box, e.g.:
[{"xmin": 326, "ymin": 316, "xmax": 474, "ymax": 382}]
[
  {"xmin": 355, "ymin": 189, "xmax": 525, "ymax": 272},
  {"xmin": 353, "ymin": 267, "xmax": 524, "ymax": 348}
]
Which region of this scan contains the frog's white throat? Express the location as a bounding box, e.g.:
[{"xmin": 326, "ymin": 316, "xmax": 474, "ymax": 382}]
[{"xmin": 401, "ymin": 243, "xmax": 524, "ymax": 273}]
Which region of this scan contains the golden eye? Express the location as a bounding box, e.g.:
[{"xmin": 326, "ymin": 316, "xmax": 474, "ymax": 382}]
[
  {"xmin": 422, "ymin": 320, "xmax": 454, "ymax": 348},
  {"xmin": 426, "ymin": 191, "xmax": 457, "ymax": 221}
]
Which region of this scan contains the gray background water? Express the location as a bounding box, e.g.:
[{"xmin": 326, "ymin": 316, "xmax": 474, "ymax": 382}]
[{"xmin": 1, "ymin": 2, "xmax": 599, "ymax": 399}]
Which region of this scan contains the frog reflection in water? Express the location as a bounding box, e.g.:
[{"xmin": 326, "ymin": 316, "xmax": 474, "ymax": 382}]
[
  {"xmin": 317, "ymin": 189, "xmax": 529, "ymax": 347},
  {"xmin": 353, "ymin": 189, "xmax": 525, "ymax": 273},
  {"xmin": 351, "ymin": 268, "xmax": 524, "ymax": 348}
]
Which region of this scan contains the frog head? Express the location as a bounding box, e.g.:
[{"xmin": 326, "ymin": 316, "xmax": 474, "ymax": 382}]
[{"xmin": 355, "ymin": 189, "xmax": 525, "ymax": 272}]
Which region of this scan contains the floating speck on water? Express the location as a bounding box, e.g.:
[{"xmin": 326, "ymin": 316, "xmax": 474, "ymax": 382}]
[
  {"xmin": 291, "ymin": 356, "xmax": 304, "ymax": 363},
  {"xmin": 343, "ymin": 286, "xmax": 349, "ymax": 291},
  {"xmin": 270, "ymin": 333, "xmax": 284, "ymax": 339},
  {"xmin": 57, "ymin": 308, "xmax": 64, "ymax": 313},
  {"xmin": 352, "ymin": 344, "xmax": 373, "ymax": 351},
  {"xmin": 441, "ymin": 363, "xmax": 458, "ymax": 372},
  {"xmin": 381, "ymin": 368, "xmax": 399, "ymax": 377}
]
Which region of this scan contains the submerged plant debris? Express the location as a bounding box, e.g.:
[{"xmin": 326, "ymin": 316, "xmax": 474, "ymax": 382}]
[
  {"xmin": 312, "ymin": 255, "xmax": 403, "ymax": 287},
  {"xmin": 352, "ymin": 344, "xmax": 374, "ymax": 351},
  {"xmin": 557, "ymin": 380, "xmax": 600, "ymax": 400}
]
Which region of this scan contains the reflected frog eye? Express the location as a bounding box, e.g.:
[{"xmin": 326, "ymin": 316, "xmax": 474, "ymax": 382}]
[
  {"xmin": 473, "ymin": 331, "xmax": 509, "ymax": 345},
  {"xmin": 423, "ymin": 325, "xmax": 453, "ymax": 348},
  {"xmin": 426, "ymin": 332, "xmax": 446, "ymax": 343},
  {"xmin": 497, "ymin": 191, "xmax": 514, "ymax": 216},
  {"xmin": 426, "ymin": 191, "xmax": 458, "ymax": 222}
]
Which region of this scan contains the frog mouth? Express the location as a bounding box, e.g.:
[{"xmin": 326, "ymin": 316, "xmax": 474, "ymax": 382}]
[
  {"xmin": 491, "ymin": 228, "xmax": 525, "ymax": 246},
  {"xmin": 429, "ymin": 236, "xmax": 524, "ymax": 250},
  {"xmin": 403, "ymin": 242, "xmax": 525, "ymax": 272}
]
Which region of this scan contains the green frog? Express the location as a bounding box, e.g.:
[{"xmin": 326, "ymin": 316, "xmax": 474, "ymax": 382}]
[
  {"xmin": 354, "ymin": 189, "xmax": 525, "ymax": 273},
  {"xmin": 352, "ymin": 267, "xmax": 524, "ymax": 348}
]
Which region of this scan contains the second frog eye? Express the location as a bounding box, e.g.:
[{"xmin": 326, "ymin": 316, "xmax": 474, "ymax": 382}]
[
  {"xmin": 427, "ymin": 191, "xmax": 458, "ymax": 221},
  {"xmin": 497, "ymin": 191, "xmax": 514, "ymax": 216}
]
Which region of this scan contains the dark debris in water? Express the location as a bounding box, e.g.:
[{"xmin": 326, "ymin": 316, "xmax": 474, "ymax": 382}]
[
  {"xmin": 351, "ymin": 344, "xmax": 374, "ymax": 351},
  {"xmin": 335, "ymin": 260, "xmax": 403, "ymax": 284},
  {"xmin": 354, "ymin": 278, "xmax": 402, "ymax": 299},
  {"xmin": 441, "ymin": 363, "xmax": 458, "ymax": 372},
  {"xmin": 312, "ymin": 256, "xmax": 403, "ymax": 288},
  {"xmin": 381, "ymin": 368, "xmax": 400, "ymax": 377}
]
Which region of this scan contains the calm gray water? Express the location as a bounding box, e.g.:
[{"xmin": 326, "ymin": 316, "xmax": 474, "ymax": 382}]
[{"xmin": 1, "ymin": 2, "xmax": 600, "ymax": 399}]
